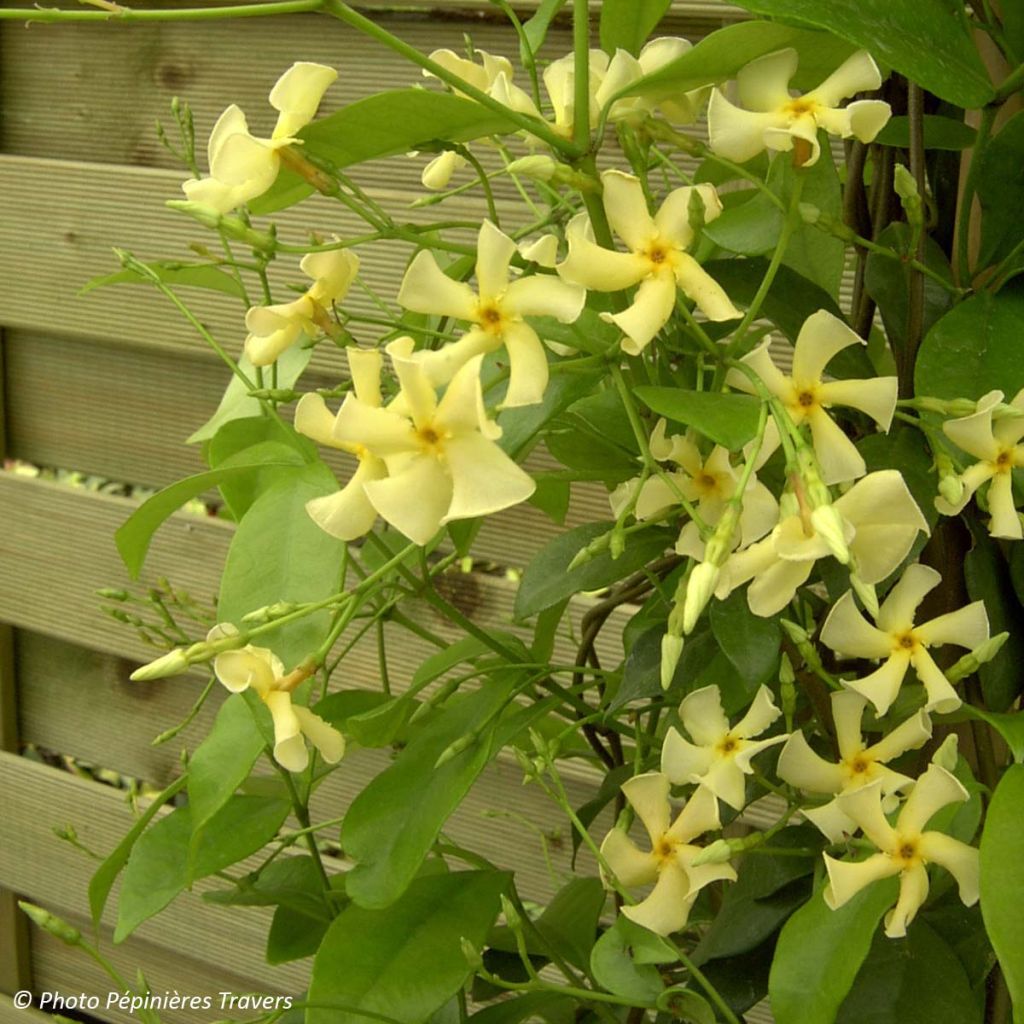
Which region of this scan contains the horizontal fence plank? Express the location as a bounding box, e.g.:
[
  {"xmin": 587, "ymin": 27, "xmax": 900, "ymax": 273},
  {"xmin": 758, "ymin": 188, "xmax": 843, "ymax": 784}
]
[{"xmin": 3, "ymin": 329, "xmax": 617, "ymax": 567}]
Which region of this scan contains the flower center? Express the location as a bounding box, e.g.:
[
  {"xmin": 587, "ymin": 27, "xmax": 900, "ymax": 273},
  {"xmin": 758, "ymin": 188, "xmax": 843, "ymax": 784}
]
[
  {"xmin": 895, "ymin": 631, "xmax": 917, "ymax": 652},
  {"xmin": 995, "ymin": 449, "xmax": 1013, "ymax": 473},
  {"xmin": 717, "ymin": 734, "xmax": 740, "ymax": 757},
  {"xmin": 895, "ymin": 837, "xmax": 920, "ymax": 865},
  {"xmin": 785, "ymin": 98, "xmax": 818, "ymax": 118},
  {"xmin": 695, "ymin": 471, "xmax": 719, "ymax": 495},
  {"xmin": 645, "ymin": 243, "xmax": 674, "ymax": 270},
  {"xmin": 797, "ymin": 390, "xmax": 816, "ymax": 408},
  {"xmin": 417, "ymin": 425, "xmax": 446, "ymax": 453},
  {"xmin": 655, "ymin": 837, "xmax": 676, "ymax": 864},
  {"xmin": 477, "ymin": 303, "xmax": 505, "ymax": 335}
]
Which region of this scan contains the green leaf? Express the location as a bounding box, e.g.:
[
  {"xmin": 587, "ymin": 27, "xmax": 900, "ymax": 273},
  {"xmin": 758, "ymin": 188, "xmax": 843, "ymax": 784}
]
[
  {"xmin": 88, "ymin": 775, "xmax": 186, "ymax": 927},
  {"xmin": 80, "ymin": 261, "xmax": 245, "ymax": 298},
  {"xmin": 634, "ymin": 388, "xmax": 762, "ymax": 448},
  {"xmin": 876, "ymin": 115, "xmax": 977, "ymax": 151},
  {"xmin": 114, "ymin": 444, "xmax": 305, "ymax": 578},
  {"xmin": 599, "ymin": 0, "xmax": 671, "ymax": 55},
  {"xmin": 914, "ymin": 290, "xmax": 1024, "ymax": 401},
  {"xmin": 704, "ymin": 189, "xmax": 783, "ymax": 256},
  {"xmin": 725, "ymin": 0, "xmax": 993, "ymax": 108},
  {"xmin": 115, "ymin": 795, "xmax": 289, "ymax": 942},
  {"xmin": 981, "ymin": 765, "xmax": 1024, "ymax": 1022},
  {"xmin": 187, "ymin": 694, "xmax": 266, "ymax": 839},
  {"xmin": 307, "ymin": 871, "xmax": 508, "ymax": 1024},
  {"xmin": 977, "ymin": 111, "xmax": 1024, "ymax": 267},
  {"xmin": 590, "ymin": 917, "xmax": 667, "ymax": 1003},
  {"xmin": 704, "ymin": 259, "xmax": 845, "ymax": 343},
  {"xmin": 340, "ymin": 681, "xmax": 516, "ymax": 908},
  {"xmin": 961, "ymin": 705, "xmax": 1024, "ymax": 763},
  {"xmin": 769, "ymin": 878, "xmax": 899, "ymax": 1024},
  {"xmin": 188, "ymin": 345, "xmax": 312, "ymax": 444},
  {"xmin": 710, "ymin": 591, "xmax": 781, "ymax": 693},
  {"xmin": 836, "ymin": 919, "xmax": 981, "ymax": 1024},
  {"xmin": 625, "ymin": 21, "xmax": 856, "ymax": 98},
  {"xmin": 267, "ymin": 900, "xmax": 332, "ymax": 965},
  {"xmin": 218, "ymin": 462, "xmax": 345, "ymax": 668},
  {"xmin": 533, "ymin": 878, "xmax": 606, "ymax": 970},
  {"xmin": 203, "ymin": 855, "xmax": 327, "ymax": 916},
  {"xmin": 514, "ymin": 522, "xmax": 671, "ymax": 620},
  {"xmin": 964, "ymin": 531, "xmax": 1024, "ymax": 711},
  {"xmin": 522, "ymin": 0, "xmax": 569, "ymax": 58},
  {"xmin": 470, "ymin": 993, "xmax": 573, "ymax": 1024},
  {"xmin": 865, "ymin": 224, "xmax": 955, "ymax": 356},
  {"xmin": 528, "ymin": 477, "xmax": 571, "ymax": 524}
]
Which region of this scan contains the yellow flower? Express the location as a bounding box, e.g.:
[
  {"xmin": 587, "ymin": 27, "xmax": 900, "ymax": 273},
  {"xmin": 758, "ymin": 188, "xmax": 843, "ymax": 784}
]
[
  {"xmin": 600, "ymin": 773, "xmax": 735, "ymax": 936},
  {"xmin": 820, "ymin": 563, "xmax": 989, "ymax": 715},
  {"xmin": 708, "ymin": 49, "xmax": 890, "ymax": 167},
  {"xmin": 558, "ymin": 170, "xmax": 739, "ymax": 354},
  {"xmin": 182, "ymin": 62, "xmax": 337, "ymax": 213},
  {"xmin": 727, "ymin": 311, "xmax": 898, "ymax": 485},
  {"xmin": 244, "ymin": 249, "xmax": 359, "ymax": 366},
  {"xmin": 823, "ymin": 765, "xmax": 979, "ymax": 939},
  {"xmin": 662, "ymin": 684, "xmax": 787, "ymax": 810},
  {"xmin": 778, "ymin": 691, "xmax": 932, "ymax": 842},
  {"xmin": 398, "ymin": 220, "xmax": 585, "ymax": 408},
  {"xmin": 208, "ymin": 625, "xmax": 344, "ymax": 773},
  {"xmin": 936, "ymin": 388, "xmax": 1024, "ymax": 539}
]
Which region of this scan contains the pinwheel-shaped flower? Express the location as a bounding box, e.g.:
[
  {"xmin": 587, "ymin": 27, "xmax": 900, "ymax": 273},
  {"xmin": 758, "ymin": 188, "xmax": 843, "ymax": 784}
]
[
  {"xmin": 294, "ymin": 347, "xmax": 387, "ymax": 541},
  {"xmin": 245, "ymin": 249, "xmax": 359, "ymax": 366},
  {"xmin": 719, "ymin": 470, "xmax": 929, "ymax": 617},
  {"xmin": 707, "ymin": 49, "xmax": 890, "ymax": 167},
  {"xmin": 325, "ymin": 340, "xmax": 534, "ymax": 545},
  {"xmin": 398, "ymin": 220, "xmax": 585, "ymax": 408},
  {"xmin": 662, "ymin": 685, "xmax": 788, "ymax": 810},
  {"xmin": 821, "ymin": 563, "xmax": 989, "ymax": 716},
  {"xmin": 936, "ymin": 389, "xmax": 1024, "ymax": 539},
  {"xmin": 596, "ymin": 38, "xmax": 710, "ymax": 125},
  {"xmin": 183, "ymin": 62, "xmax": 337, "ymax": 214},
  {"xmin": 823, "ymin": 765, "xmax": 979, "ymax": 938},
  {"xmin": 727, "ymin": 311, "xmax": 897, "ymax": 485},
  {"xmin": 209, "ymin": 625, "xmax": 344, "ymax": 773},
  {"xmin": 600, "ymin": 773, "xmax": 735, "ymax": 936},
  {"xmin": 778, "ymin": 691, "xmax": 932, "ymax": 842},
  {"xmin": 609, "ymin": 420, "xmax": 777, "ymax": 558},
  {"xmin": 558, "ymin": 170, "xmax": 739, "ymax": 355}
]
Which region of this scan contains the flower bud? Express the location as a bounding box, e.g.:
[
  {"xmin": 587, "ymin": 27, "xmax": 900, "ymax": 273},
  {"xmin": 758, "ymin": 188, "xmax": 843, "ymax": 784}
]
[
  {"xmin": 849, "ymin": 571, "xmax": 879, "ymax": 619},
  {"xmin": 682, "ymin": 562, "xmax": 719, "ymax": 635},
  {"xmin": 460, "ymin": 937, "xmax": 483, "ymax": 969},
  {"xmin": 19, "ymin": 902, "xmax": 81, "ymax": 946},
  {"xmin": 893, "ymin": 164, "xmax": 923, "ymax": 228},
  {"xmin": 931, "ymin": 734, "xmax": 959, "ymax": 772},
  {"xmin": 811, "ymin": 505, "xmax": 851, "ymax": 564},
  {"xmin": 164, "ymin": 201, "xmax": 276, "ymax": 252},
  {"xmin": 129, "ymin": 648, "xmax": 189, "ymax": 682},
  {"xmin": 946, "ymin": 631, "xmax": 1009, "ymax": 682},
  {"xmin": 689, "ymin": 838, "xmax": 734, "ymax": 867},
  {"xmin": 434, "ymin": 733, "xmax": 476, "ymax": 769},
  {"xmin": 938, "ymin": 471, "xmax": 965, "ymax": 508},
  {"xmin": 506, "ymin": 155, "xmax": 558, "ymax": 182},
  {"xmin": 660, "ymin": 633, "xmax": 684, "ymax": 691}
]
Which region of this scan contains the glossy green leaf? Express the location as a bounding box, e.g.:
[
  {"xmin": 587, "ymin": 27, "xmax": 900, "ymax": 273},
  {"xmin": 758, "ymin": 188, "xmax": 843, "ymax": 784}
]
[
  {"xmin": 980, "ymin": 765, "xmax": 1024, "ymax": 1022},
  {"xmin": 528, "ymin": 477, "xmax": 571, "ymax": 524},
  {"xmin": 725, "ymin": 0, "xmax": 993, "ymax": 108},
  {"xmin": 710, "ymin": 591, "xmax": 781, "ymax": 693},
  {"xmin": 634, "ymin": 388, "xmax": 762, "ymax": 448},
  {"xmin": 88, "ymin": 775, "xmax": 186, "ymax": 927},
  {"xmin": 114, "ymin": 444, "xmax": 305, "ymax": 578},
  {"xmin": 769, "ymin": 878, "xmax": 899, "ymax": 1024},
  {"xmin": 469, "ymin": 992, "xmax": 573, "ymax": 1024},
  {"xmin": 961, "ymin": 705, "xmax": 1024, "ymax": 764},
  {"xmin": 514, "ymin": 522, "xmax": 672, "ymax": 620},
  {"xmin": 977, "ymin": 111, "xmax": 1024, "ymax": 267},
  {"xmin": 836, "ymin": 920, "xmax": 981, "ymax": 1024},
  {"xmin": 267, "ymin": 902, "xmax": 331, "ymax": 965},
  {"xmin": 599, "ymin": 0, "xmax": 671, "ymax": 55},
  {"xmin": 533, "ymin": 878, "xmax": 606, "ymax": 970},
  {"xmin": 188, "ymin": 345, "xmax": 312, "ymax": 444},
  {"xmin": 218, "ymin": 462, "xmax": 346, "ymax": 668},
  {"xmin": 115, "ymin": 795, "xmax": 289, "ymax": 942},
  {"xmin": 624, "ymin": 21, "xmax": 856, "ymax": 98},
  {"xmin": 915, "ymin": 290, "xmax": 1024, "ymax": 401},
  {"xmin": 340, "ymin": 680, "xmax": 516, "ymax": 908},
  {"xmin": 590, "ymin": 917, "xmax": 666, "ymax": 1003},
  {"xmin": 704, "ymin": 189, "xmax": 783, "ymax": 256},
  {"xmin": 80, "ymin": 261, "xmax": 244, "ymax": 298},
  {"xmin": 876, "ymin": 115, "xmax": 977, "ymax": 151},
  {"xmin": 203, "ymin": 855, "xmax": 327, "ymax": 916},
  {"xmin": 522, "ymin": 0, "xmax": 569, "ymax": 58},
  {"xmin": 307, "ymin": 871, "xmax": 508, "ymax": 1024}
]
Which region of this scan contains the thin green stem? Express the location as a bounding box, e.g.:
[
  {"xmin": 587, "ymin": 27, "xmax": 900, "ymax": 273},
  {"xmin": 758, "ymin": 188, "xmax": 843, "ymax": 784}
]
[
  {"xmin": 572, "ymin": 0, "xmax": 591, "ymax": 154},
  {"xmin": 0, "ymin": 0, "xmax": 323, "ymax": 21}
]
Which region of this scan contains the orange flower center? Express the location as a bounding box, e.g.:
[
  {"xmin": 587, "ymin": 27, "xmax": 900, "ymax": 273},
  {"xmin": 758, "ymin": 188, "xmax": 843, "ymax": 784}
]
[
  {"xmin": 477, "ymin": 303, "xmax": 505, "ymax": 335},
  {"xmin": 995, "ymin": 449, "xmax": 1013, "ymax": 473}
]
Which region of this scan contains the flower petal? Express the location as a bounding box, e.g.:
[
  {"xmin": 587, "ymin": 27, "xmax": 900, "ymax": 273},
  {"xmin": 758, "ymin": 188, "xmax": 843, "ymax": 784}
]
[
  {"xmin": 844, "ymin": 653, "xmax": 911, "ymax": 716},
  {"xmin": 668, "ymin": 784, "xmax": 721, "ymax": 843},
  {"xmin": 269, "ymin": 62, "xmax": 338, "ymax": 138},
  {"xmin": 362, "ymin": 455, "xmax": 452, "ymax": 545},
  {"xmin": 732, "ymin": 340, "xmax": 790, "ymax": 399},
  {"xmin": 806, "ymin": 406, "xmax": 867, "ymax": 484},
  {"xmin": 867, "ymin": 709, "xmax": 933, "ymax": 764},
  {"xmin": 621, "ymin": 772, "xmax": 672, "ymax": 844},
  {"xmin": 803, "ymin": 799, "xmax": 858, "ymax": 843},
  {"xmin": 601, "ymin": 169, "xmax": 656, "ymax": 252},
  {"xmin": 817, "ymin": 376, "xmax": 898, "ymax": 431},
  {"xmin": 877, "ymin": 562, "xmax": 941, "ymax": 633},
  {"xmin": 295, "ymin": 393, "xmax": 338, "ymax": 448},
  {"xmin": 807, "ymin": 51, "xmax": 883, "ymax": 108},
  {"xmin": 897, "ymin": 764, "xmax": 968, "ymax": 836},
  {"xmin": 987, "ymin": 471, "xmax": 1023, "ymax": 539},
  {"xmin": 734, "ymin": 685, "xmax": 782, "ymax": 739},
  {"xmin": 504, "ymin": 273, "xmax": 586, "ymax": 323},
  {"xmin": 661, "ymin": 727, "xmax": 714, "ymax": 784},
  {"xmin": 654, "ymin": 184, "xmax": 723, "ymax": 249},
  {"xmin": 918, "ymin": 831, "xmax": 979, "ymax": 906},
  {"xmin": 942, "ymin": 390, "xmax": 1003, "ymax": 462},
  {"xmin": 213, "ymin": 647, "xmax": 279, "ymax": 695},
  {"xmin": 347, "ymin": 347, "xmax": 383, "ymax": 407},
  {"xmin": 698, "ymin": 758, "xmax": 749, "ymax": 811},
  {"xmin": 600, "ymin": 829, "xmax": 658, "ymax": 887},
  {"xmin": 265, "ymin": 690, "xmax": 307, "ymax": 772},
  {"xmin": 824, "ymin": 851, "xmax": 900, "ymax": 910},
  {"xmin": 707, "ymin": 88, "xmax": 788, "ymax": 163},
  {"xmin": 475, "ymin": 220, "xmax": 516, "ymax": 301},
  {"xmin": 607, "ymin": 272, "xmax": 678, "ymax": 355},
  {"xmin": 302, "ymin": 249, "xmax": 359, "ymax": 306},
  {"xmin": 674, "ymin": 253, "xmax": 741, "ymax": 322},
  {"xmin": 837, "ymin": 781, "xmax": 899, "ymax": 849},
  {"xmin": 831, "ymin": 690, "xmax": 869, "ymax": 759},
  {"xmin": 679, "ymin": 685, "xmax": 730, "ymax": 747},
  {"xmin": 292, "ymin": 704, "xmax": 345, "ymax": 764},
  {"xmin": 398, "ymin": 250, "xmax": 478, "ymax": 320},
  {"xmin": 305, "ymin": 459, "xmax": 387, "ymax": 541},
  {"xmin": 746, "ymin": 556, "xmax": 814, "ymax": 617},
  {"xmin": 621, "ymin": 862, "xmax": 695, "ymax": 936},
  {"xmin": 778, "ymin": 731, "xmax": 846, "ymax": 794},
  {"xmin": 558, "ymin": 228, "xmax": 647, "ymax": 291},
  {"xmin": 914, "ymin": 601, "xmax": 989, "ymax": 650},
  {"xmin": 884, "ymin": 862, "xmax": 929, "ymax": 938},
  {"xmin": 910, "ymin": 647, "xmax": 962, "ymax": 714},
  {"xmin": 791, "ymin": 310, "xmax": 863, "ymax": 385},
  {"xmin": 442, "ymin": 433, "xmax": 535, "ymax": 522},
  {"xmin": 738, "ymin": 48, "xmax": 799, "ymax": 110},
  {"xmin": 333, "ymin": 396, "xmax": 416, "ymax": 458}
]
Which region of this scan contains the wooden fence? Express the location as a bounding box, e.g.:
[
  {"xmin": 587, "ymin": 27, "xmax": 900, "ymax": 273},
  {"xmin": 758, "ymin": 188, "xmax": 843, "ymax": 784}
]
[{"xmin": 0, "ymin": 2, "xmax": 789, "ymax": 1021}]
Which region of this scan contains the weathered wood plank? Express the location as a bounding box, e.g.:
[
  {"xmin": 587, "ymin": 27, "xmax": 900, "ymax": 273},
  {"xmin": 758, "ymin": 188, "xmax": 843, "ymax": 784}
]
[
  {"xmin": 3, "ymin": 329, "xmax": 617, "ymax": 567},
  {"xmin": 0, "ymin": 995, "xmax": 53, "ymax": 1023}
]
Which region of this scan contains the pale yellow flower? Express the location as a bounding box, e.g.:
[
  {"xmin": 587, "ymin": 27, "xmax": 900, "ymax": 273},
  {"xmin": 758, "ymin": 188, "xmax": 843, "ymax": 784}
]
[
  {"xmin": 662, "ymin": 685, "xmax": 787, "ymax": 810},
  {"xmin": 183, "ymin": 62, "xmax": 337, "ymax": 213},
  {"xmin": 708, "ymin": 49, "xmax": 890, "ymax": 167},
  {"xmin": 727, "ymin": 311, "xmax": 897, "ymax": 485},
  {"xmin": 398, "ymin": 220, "xmax": 584, "ymax": 408},
  {"xmin": 244, "ymin": 249, "xmax": 359, "ymax": 366},
  {"xmin": 936, "ymin": 389, "xmax": 1024, "ymax": 539},
  {"xmin": 209, "ymin": 625, "xmax": 344, "ymax": 773},
  {"xmin": 719, "ymin": 470, "xmax": 929, "ymax": 617},
  {"xmin": 326, "ymin": 339, "xmax": 535, "ymax": 545},
  {"xmin": 294, "ymin": 347, "xmax": 387, "ymax": 541},
  {"xmin": 778, "ymin": 690, "xmax": 931, "ymax": 842},
  {"xmin": 820, "ymin": 563, "xmax": 989, "ymax": 715},
  {"xmin": 610, "ymin": 420, "xmax": 778, "ymax": 559},
  {"xmin": 823, "ymin": 765, "xmax": 979, "ymax": 939},
  {"xmin": 600, "ymin": 773, "xmax": 735, "ymax": 936},
  {"xmin": 558, "ymin": 170, "xmax": 739, "ymax": 354}
]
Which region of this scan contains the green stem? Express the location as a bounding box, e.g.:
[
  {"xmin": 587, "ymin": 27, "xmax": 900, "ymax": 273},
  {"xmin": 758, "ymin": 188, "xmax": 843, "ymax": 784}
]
[
  {"xmin": 572, "ymin": 0, "xmax": 591, "ymax": 154},
  {"xmin": 276, "ymin": 765, "xmax": 334, "ymax": 901},
  {"xmin": 0, "ymin": 0, "xmax": 322, "ymax": 21},
  {"xmin": 321, "ymin": 0, "xmax": 577, "ymax": 156},
  {"xmin": 667, "ymin": 940, "xmax": 742, "ymax": 1024}
]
